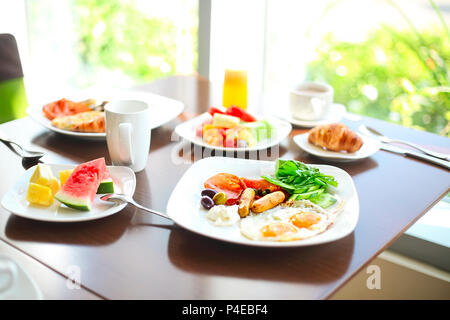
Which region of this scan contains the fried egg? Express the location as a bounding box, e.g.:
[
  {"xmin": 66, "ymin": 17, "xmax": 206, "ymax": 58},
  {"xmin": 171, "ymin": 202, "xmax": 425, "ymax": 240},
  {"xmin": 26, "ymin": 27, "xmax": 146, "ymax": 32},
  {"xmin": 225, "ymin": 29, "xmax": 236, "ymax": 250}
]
[{"xmin": 239, "ymin": 200, "xmax": 336, "ymax": 241}]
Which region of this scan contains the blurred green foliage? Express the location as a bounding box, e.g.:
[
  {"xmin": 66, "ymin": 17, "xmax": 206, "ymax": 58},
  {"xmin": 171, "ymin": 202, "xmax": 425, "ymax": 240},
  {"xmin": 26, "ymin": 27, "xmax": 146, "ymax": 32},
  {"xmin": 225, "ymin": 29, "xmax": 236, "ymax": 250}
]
[
  {"xmin": 306, "ymin": 3, "xmax": 450, "ymax": 137},
  {"xmin": 73, "ymin": 0, "xmax": 197, "ymax": 85}
]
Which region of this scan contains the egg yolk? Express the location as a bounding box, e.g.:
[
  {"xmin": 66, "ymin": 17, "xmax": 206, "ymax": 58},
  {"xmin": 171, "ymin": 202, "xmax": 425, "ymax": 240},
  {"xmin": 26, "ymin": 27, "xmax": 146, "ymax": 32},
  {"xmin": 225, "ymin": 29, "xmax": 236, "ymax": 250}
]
[
  {"xmin": 260, "ymin": 223, "xmax": 297, "ymax": 238},
  {"xmin": 290, "ymin": 212, "xmax": 321, "ymax": 229}
]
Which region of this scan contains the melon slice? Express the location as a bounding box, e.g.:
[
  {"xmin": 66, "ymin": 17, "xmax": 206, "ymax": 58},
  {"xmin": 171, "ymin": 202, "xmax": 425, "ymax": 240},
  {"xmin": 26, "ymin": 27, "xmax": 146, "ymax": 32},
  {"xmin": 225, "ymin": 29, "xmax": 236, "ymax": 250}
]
[
  {"xmin": 59, "ymin": 168, "xmax": 114, "ymax": 194},
  {"xmin": 54, "ymin": 158, "xmax": 108, "ymax": 211},
  {"xmin": 97, "ymin": 170, "xmax": 114, "ymax": 194}
]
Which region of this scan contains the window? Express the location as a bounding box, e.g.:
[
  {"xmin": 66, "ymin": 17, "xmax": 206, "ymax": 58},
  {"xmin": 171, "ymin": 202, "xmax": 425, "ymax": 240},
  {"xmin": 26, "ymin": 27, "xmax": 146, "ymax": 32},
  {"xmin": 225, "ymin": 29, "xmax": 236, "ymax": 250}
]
[
  {"xmin": 263, "ymin": 0, "xmax": 450, "ymax": 136},
  {"xmin": 24, "ymin": 0, "xmax": 198, "ymax": 95}
]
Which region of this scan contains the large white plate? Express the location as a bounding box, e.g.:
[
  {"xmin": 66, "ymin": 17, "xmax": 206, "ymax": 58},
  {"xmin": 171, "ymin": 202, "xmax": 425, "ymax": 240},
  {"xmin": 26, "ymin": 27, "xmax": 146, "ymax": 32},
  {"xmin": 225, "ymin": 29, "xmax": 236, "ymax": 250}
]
[
  {"xmin": 166, "ymin": 157, "xmax": 359, "ymax": 247},
  {"xmin": 1, "ymin": 164, "xmax": 136, "ymax": 222},
  {"xmin": 27, "ymin": 89, "xmax": 184, "ymax": 140},
  {"xmin": 174, "ymin": 113, "xmax": 292, "ymax": 152},
  {"xmin": 293, "ymin": 132, "xmax": 380, "ymax": 162}
]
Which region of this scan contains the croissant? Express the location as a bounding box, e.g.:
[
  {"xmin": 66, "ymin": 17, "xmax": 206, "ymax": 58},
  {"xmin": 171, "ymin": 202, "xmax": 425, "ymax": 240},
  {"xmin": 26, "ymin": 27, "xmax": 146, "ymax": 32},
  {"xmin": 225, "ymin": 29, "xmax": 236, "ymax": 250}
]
[{"xmin": 308, "ymin": 123, "xmax": 363, "ymax": 153}]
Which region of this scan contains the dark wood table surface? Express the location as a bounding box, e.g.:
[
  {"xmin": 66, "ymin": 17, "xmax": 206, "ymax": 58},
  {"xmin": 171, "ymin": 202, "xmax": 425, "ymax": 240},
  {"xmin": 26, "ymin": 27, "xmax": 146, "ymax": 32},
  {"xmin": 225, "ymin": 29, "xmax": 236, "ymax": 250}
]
[{"xmin": 0, "ymin": 75, "xmax": 449, "ymax": 299}]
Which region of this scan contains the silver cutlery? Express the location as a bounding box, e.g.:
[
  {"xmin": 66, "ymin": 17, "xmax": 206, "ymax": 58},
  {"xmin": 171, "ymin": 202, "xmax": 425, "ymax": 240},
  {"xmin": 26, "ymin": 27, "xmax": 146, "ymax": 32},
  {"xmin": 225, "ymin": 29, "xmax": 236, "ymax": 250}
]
[
  {"xmin": 360, "ymin": 125, "xmax": 450, "ymax": 161},
  {"xmin": 100, "ymin": 193, "xmax": 172, "ymax": 221},
  {"xmin": 380, "ymin": 143, "xmax": 450, "ymax": 170},
  {"xmin": 0, "ymin": 131, "xmax": 44, "ymax": 162}
]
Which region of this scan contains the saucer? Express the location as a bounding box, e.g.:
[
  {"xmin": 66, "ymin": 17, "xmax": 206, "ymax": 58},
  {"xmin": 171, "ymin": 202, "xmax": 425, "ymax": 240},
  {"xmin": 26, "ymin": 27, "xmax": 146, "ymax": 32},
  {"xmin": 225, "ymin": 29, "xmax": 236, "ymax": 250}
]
[
  {"xmin": 280, "ymin": 103, "xmax": 346, "ymax": 128},
  {"xmin": 0, "ymin": 255, "xmax": 43, "ymax": 300}
]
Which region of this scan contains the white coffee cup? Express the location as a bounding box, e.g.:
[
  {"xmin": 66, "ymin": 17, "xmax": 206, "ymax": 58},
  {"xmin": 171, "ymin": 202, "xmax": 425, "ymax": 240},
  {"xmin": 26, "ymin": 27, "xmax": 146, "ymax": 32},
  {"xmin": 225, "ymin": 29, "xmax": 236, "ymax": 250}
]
[
  {"xmin": 105, "ymin": 100, "xmax": 151, "ymax": 173},
  {"xmin": 0, "ymin": 255, "xmax": 18, "ymax": 298},
  {"xmin": 289, "ymin": 82, "xmax": 334, "ymax": 121}
]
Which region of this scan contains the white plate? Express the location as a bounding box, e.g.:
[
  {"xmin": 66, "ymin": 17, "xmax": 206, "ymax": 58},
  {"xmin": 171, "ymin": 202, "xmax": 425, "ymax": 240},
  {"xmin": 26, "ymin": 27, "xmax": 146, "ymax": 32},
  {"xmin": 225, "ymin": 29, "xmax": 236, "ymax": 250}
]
[
  {"xmin": 0, "ymin": 255, "xmax": 43, "ymax": 300},
  {"xmin": 174, "ymin": 113, "xmax": 292, "ymax": 152},
  {"xmin": 27, "ymin": 89, "xmax": 184, "ymax": 140},
  {"xmin": 1, "ymin": 164, "xmax": 136, "ymax": 222},
  {"xmin": 278, "ymin": 103, "xmax": 346, "ymax": 128},
  {"xmin": 293, "ymin": 132, "xmax": 380, "ymax": 162},
  {"xmin": 166, "ymin": 157, "xmax": 359, "ymax": 247}
]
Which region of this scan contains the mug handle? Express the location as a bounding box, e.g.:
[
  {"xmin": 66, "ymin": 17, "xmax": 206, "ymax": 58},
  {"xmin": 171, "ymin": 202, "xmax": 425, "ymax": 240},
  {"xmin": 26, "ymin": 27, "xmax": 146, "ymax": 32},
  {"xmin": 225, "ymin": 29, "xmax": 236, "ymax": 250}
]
[
  {"xmin": 118, "ymin": 123, "xmax": 134, "ymax": 166},
  {"xmin": 0, "ymin": 259, "xmax": 18, "ymax": 295}
]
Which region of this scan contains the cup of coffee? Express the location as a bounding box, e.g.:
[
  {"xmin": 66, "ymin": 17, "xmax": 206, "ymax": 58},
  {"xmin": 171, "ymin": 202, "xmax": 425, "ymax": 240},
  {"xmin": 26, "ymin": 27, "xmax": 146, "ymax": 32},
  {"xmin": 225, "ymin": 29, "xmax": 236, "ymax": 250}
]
[
  {"xmin": 0, "ymin": 255, "xmax": 18, "ymax": 298},
  {"xmin": 105, "ymin": 100, "xmax": 151, "ymax": 173},
  {"xmin": 289, "ymin": 82, "xmax": 334, "ymax": 121}
]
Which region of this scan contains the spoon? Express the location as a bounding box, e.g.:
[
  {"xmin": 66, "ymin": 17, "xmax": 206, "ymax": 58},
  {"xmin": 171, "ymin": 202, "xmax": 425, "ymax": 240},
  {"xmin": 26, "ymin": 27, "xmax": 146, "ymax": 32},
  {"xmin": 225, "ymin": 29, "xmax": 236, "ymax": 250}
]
[
  {"xmin": 100, "ymin": 193, "xmax": 172, "ymax": 221},
  {"xmin": 0, "ymin": 131, "xmax": 44, "ymax": 162},
  {"xmin": 359, "ymin": 125, "xmax": 450, "ymax": 161}
]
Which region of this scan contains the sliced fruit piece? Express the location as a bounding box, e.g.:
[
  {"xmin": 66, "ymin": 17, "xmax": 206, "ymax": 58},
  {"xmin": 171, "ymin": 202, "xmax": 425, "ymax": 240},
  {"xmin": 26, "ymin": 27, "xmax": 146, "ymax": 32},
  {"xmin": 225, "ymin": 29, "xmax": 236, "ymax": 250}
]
[
  {"xmin": 59, "ymin": 169, "xmax": 74, "ymax": 187},
  {"xmin": 26, "ymin": 183, "xmax": 53, "ymax": 206},
  {"xmin": 54, "ymin": 158, "xmax": 107, "ymax": 211},
  {"xmin": 97, "ymin": 178, "xmax": 114, "ymax": 194},
  {"xmin": 212, "ymin": 113, "xmax": 240, "ymax": 128},
  {"xmin": 242, "ymin": 120, "xmax": 274, "ymax": 142},
  {"xmin": 29, "ymin": 163, "xmax": 59, "ymax": 195},
  {"xmin": 60, "ymin": 168, "xmax": 114, "ymax": 194}
]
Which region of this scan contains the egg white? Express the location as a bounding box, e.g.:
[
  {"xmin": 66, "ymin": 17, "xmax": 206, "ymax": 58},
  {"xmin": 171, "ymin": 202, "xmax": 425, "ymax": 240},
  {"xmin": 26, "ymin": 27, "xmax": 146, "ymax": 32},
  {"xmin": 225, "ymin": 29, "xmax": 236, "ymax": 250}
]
[{"xmin": 239, "ymin": 200, "xmax": 335, "ymax": 241}]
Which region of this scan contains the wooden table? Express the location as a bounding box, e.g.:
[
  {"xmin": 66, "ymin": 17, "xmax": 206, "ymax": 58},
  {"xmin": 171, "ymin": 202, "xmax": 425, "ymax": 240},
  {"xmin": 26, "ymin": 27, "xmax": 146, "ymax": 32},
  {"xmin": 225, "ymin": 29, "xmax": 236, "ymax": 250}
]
[{"xmin": 0, "ymin": 75, "xmax": 449, "ymax": 300}]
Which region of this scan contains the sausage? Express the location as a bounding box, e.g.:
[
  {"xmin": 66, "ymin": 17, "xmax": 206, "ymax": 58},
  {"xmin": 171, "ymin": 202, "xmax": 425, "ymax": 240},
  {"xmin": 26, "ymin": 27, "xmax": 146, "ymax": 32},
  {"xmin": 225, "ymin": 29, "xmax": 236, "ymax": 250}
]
[
  {"xmin": 238, "ymin": 188, "xmax": 256, "ymax": 218},
  {"xmin": 251, "ymin": 191, "xmax": 285, "ymax": 213}
]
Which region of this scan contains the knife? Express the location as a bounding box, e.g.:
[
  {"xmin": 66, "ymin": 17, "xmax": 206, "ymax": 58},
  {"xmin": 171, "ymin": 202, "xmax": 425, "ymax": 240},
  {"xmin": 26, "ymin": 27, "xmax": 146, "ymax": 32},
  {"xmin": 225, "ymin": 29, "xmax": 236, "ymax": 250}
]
[{"xmin": 380, "ymin": 143, "xmax": 450, "ymax": 171}]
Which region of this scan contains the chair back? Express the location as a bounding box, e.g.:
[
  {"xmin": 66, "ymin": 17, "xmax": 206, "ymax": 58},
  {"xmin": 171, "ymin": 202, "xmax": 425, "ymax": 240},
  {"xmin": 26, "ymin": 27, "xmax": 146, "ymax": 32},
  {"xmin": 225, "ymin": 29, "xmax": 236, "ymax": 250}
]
[{"xmin": 0, "ymin": 33, "xmax": 27, "ymax": 123}]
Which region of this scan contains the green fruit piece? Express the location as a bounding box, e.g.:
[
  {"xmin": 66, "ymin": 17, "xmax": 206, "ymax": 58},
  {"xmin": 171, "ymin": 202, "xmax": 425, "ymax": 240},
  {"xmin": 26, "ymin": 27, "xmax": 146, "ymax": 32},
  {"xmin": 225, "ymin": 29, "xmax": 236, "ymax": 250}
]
[{"xmin": 97, "ymin": 178, "xmax": 114, "ymax": 194}]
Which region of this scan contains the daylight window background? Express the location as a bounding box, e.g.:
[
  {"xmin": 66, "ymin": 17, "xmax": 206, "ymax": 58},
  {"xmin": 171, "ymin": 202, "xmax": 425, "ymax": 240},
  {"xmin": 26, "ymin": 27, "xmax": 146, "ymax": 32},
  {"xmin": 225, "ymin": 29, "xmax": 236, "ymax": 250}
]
[
  {"xmin": 262, "ymin": 0, "xmax": 450, "ymax": 136},
  {"xmin": 24, "ymin": 0, "xmax": 198, "ymax": 91},
  {"xmin": 0, "ymin": 0, "xmax": 448, "ymax": 136}
]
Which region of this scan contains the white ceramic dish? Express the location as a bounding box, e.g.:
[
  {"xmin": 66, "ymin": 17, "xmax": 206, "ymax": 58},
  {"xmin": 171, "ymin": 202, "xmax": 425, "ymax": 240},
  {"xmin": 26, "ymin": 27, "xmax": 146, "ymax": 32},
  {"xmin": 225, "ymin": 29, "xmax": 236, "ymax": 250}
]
[
  {"xmin": 27, "ymin": 89, "xmax": 184, "ymax": 141},
  {"xmin": 279, "ymin": 103, "xmax": 346, "ymax": 128},
  {"xmin": 174, "ymin": 113, "xmax": 292, "ymax": 152},
  {"xmin": 0, "ymin": 255, "xmax": 43, "ymax": 300},
  {"xmin": 293, "ymin": 132, "xmax": 380, "ymax": 162},
  {"xmin": 166, "ymin": 157, "xmax": 359, "ymax": 247},
  {"xmin": 1, "ymin": 164, "xmax": 136, "ymax": 222}
]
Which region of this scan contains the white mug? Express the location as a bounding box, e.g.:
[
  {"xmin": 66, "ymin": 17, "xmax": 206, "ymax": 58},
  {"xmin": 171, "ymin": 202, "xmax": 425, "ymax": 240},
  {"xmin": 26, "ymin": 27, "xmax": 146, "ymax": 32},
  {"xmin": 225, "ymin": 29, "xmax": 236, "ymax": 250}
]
[
  {"xmin": 289, "ymin": 82, "xmax": 334, "ymax": 121},
  {"xmin": 105, "ymin": 100, "xmax": 151, "ymax": 173},
  {"xmin": 0, "ymin": 255, "xmax": 18, "ymax": 298}
]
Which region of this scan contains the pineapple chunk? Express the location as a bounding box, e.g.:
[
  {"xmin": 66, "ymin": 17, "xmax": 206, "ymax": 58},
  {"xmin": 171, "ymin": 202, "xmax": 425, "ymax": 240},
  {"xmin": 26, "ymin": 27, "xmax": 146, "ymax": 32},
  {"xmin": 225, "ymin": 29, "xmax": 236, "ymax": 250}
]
[
  {"xmin": 59, "ymin": 169, "xmax": 74, "ymax": 186},
  {"xmin": 29, "ymin": 163, "xmax": 59, "ymax": 195},
  {"xmin": 238, "ymin": 128, "xmax": 257, "ymax": 147},
  {"xmin": 26, "ymin": 183, "xmax": 53, "ymax": 206},
  {"xmin": 212, "ymin": 113, "xmax": 240, "ymax": 128}
]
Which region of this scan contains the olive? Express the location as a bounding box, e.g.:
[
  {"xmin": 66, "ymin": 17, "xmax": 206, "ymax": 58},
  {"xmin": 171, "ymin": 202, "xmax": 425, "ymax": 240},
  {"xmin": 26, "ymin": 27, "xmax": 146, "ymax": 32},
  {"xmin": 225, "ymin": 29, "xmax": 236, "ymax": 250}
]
[
  {"xmin": 201, "ymin": 189, "xmax": 217, "ymax": 199},
  {"xmin": 201, "ymin": 196, "xmax": 215, "ymax": 210},
  {"xmin": 212, "ymin": 192, "xmax": 227, "ymax": 205}
]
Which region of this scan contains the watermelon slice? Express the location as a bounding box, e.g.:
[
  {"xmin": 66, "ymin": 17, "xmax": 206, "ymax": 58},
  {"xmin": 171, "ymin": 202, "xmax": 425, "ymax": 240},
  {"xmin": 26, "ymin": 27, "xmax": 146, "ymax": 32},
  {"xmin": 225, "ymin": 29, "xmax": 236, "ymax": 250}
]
[
  {"xmin": 97, "ymin": 170, "xmax": 114, "ymax": 194},
  {"xmin": 55, "ymin": 158, "xmax": 109, "ymax": 211}
]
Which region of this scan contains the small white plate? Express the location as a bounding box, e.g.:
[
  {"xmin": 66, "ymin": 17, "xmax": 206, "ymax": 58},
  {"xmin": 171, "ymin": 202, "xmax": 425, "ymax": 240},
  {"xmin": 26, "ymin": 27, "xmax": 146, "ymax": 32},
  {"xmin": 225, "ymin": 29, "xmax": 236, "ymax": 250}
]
[
  {"xmin": 166, "ymin": 157, "xmax": 359, "ymax": 247},
  {"xmin": 279, "ymin": 103, "xmax": 346, "ymax": 128},
  {"xmin": 293, "ymin": 132, "xmax": 380, "ymax": 162},
  {"xmin": 27, "ymin": 89, "xmax": 184, "ymax": 141},
  {"xmin": 174, "ymin": 113, "xmax": 292, "ymax": 152},
  {"xmin": 0, "ymin": 255, "xmax": 43, "ymax": 300},
  {"xmin": 1, "ymin": 164, "xmax": 136, "ymax": 222}
]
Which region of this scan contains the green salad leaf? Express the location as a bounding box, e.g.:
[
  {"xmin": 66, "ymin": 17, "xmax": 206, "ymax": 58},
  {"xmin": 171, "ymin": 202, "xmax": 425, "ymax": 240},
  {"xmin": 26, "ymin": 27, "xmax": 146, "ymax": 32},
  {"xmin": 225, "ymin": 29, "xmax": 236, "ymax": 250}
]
[{"xmin": 261, "ymin": 159, "xmax": 338, "ymax": 209}]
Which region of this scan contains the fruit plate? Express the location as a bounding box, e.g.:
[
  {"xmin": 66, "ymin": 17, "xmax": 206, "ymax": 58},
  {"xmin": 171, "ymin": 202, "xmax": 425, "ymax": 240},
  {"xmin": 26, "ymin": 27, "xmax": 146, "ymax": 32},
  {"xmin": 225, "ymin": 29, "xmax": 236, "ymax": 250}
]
[
  {"xmin": 293, "ymin": 132, "xmax": 380, "ymax": 162},
  {"xmin": 166, "ymin": 157, "xmax": 359, "ymax": 248},
  {"xmin": 27, "ymin": 89, "xmax": 184, "ymax": 141},
  {"xmin": 1, "ymin": 164, "xmax": 136, "ymax": 222},
  {"xmin": 174, "ymin": 113, "xmax": 292, "ymax": 152}
]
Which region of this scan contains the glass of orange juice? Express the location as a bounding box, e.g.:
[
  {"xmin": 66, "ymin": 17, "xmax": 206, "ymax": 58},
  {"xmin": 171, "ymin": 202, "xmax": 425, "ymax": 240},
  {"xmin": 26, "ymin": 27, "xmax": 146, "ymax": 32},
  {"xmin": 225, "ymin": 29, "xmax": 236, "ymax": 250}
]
[{"xmin": 222, "ymin": 69, "xmax": 247, "ymax": 109}]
